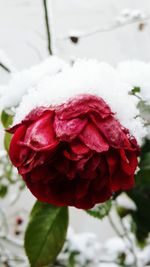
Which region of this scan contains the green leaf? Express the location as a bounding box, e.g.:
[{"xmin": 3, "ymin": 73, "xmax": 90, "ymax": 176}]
[
  {"xmin": 68, "ymin": 251, "xmax": 79, "ymax": 267},
  {"xmin": 1, "ymin": 109, "xmax": 13, "ymax": 128},
  {"xmin": 85, "ymin": 200, "xmax": 112, "ymax": 219},
  {"xmin": 4, "ymin": 132, "xmax": 11, "ymax": 152},
  {"xmin": 132, "ymin": 86, "xmax": 141, "ymax": 94},
  {"xmin": 127, "ymin": 139, "xmax": 150, "ymax": 242},
  {"xmin": 0, "ymin": 184, "xmax": 8, "ymax": 198},
  {"xmin": 25, "ymin": 201, "xmax": 69, "ymax": 267}
]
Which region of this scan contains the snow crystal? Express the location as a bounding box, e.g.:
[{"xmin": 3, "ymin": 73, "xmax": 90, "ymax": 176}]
[
  {"xmin": 0, "ymin": 56, "xmax": 68, "ymax": 110},
  {"xmin": 13, "ymin": 59, "xmax": 145, "ymax": 145}
]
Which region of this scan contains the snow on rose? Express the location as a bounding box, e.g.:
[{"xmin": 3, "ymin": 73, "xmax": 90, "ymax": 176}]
[{"xmin": 6, "ymin": 59, "xmax": 145, "ymax": 209}]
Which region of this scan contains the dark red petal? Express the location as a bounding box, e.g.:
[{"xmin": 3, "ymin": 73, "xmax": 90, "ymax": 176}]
[
  {"xmin": 18, "ymin": 149, "xmax": 56, "ymax": 175},
  {"xmin": 90, "ymin": 114, "xmax": 132, "ymax": 149},
  {"xmin": 27, "ymin": 164, "xmax": 56, "ymax": 182},
  {"xmin": 9, "ymin": 125, "xmax": 27, "ymax": 167},
  {"xmin": 75, "ymin": 196, "xmax": 95, "ymax": 209},
  {"xmin": 75, "ymin": 180, "xmax": 90, "ymax": 199},
  {"xmin": 67, "ymin": 162, "xmax": 77, "ymax": 180},
  {"xmin": 22, "ymin": 112, "xmax": 58, "ymax": 151},
  {"xmin": 76, "ymin": 152, "xmax": 93, "ymax": 171},
  {"xmin": 120, "ymin": 149, "xmax": 138, "ymax": 175},
  {"xmin": 54, "ymin": 116, "xmax": 87, "ymax": 141},
  {"xmin": 80, "ymin": 122, "xmax": 109, "ymax": 153},
  {"xmin": 54, "ymin": 157, "xmax": 70, "ymax": 175},
  {"xmin": 56, "ymin": 94, "xmax": 111, "ymax": 120},
  {"xmin": 93, "ymin": 157, "xmax": 109, "ymax": 190},
  {"xmin": 106, "ymin": 149, "xmax": 119, "ymax": 177},
  {"xmin": 23, "ymin": 107, "xmax": 52, "ymax": 124},
  {"xmin": 79, "ymin": 154, "xmax": 101, "ymax": 180},
  {"xmin": 93, "ymin": 185, "xmax": 112, "ymax": 204},
  {"xmin": 111, "ymin": 170, "xmax": 135, "ymax": 192},
  {"xmin": 86, "ymin": 154, "xmax": 101, "ymax": 171},
  {"xmin": 63, "ymin": 150, "xmax": 84, "ymax": 161},
  {"xmin": 70, "ymin": 139, "xmax": 89, "ymax": 155}
]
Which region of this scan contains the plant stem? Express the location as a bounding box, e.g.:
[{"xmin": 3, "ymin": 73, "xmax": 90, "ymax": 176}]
[
  {"xmin": 0, "ymin": 63, "xmax": 11, "ymax": 73},
  {"xmin": 43, "ymin": 0, "xmax": 52, "ymax": 55},
  {"xmin": 114, "ymin": 200, "xmax": 140, "ymax": 267}
]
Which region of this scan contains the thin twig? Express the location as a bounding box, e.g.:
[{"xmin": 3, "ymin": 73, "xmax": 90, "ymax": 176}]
[
  {"xmin": 108, "ymin": 211, "xmax": 139, "ymax": 267},
  {"xmin": 43, "ymin": 0, "xmax": 52, "ymax": 55},
  {"xmin": 59, "ymin": 15, "xmax": 150, "ymax": 41},
  {"xmin": 108, "ymin": 213, "xmax": 124, "ymax": 238},
  {"xmin": 115, "ymin": 201, "xmax": 140, "ymax": 267},
  {"xmin": 0, "ymin": 63, "xmax": 11, "ymax": 73}
]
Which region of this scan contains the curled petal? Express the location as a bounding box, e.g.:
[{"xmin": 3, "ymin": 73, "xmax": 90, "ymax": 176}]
[
  {"xmin": 120, "ymin": 149, "xmax": 138, "ymax": 175},
  {"xmin": 91, "ymin": 114, "xmax": 132, "ymax": 149},
  {"xmin": 9, "ymin": 125, "xmax": 27, "ymax": 167},
  {"xmin": 70, "ymin": 139, "xmax": 89, "ymax": 155},
  {"xmin": 22, "ymin": 112, "xmax": 59, "ymax": 151},
  {"xmin": 56, "ymin": 94, "xmax": 111, "ymax": 120},
  {"xmin": 80, "ymin": 121, "xmax": 109, "ymax": 152}
]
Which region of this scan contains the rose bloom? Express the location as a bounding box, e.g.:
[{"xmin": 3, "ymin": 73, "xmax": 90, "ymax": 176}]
[{"xmin": 8, "ymin": 95, "xmax": 139, "ymax": 209}]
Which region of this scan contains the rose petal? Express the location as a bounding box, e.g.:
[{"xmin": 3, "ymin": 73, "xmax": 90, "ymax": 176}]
[
  {"xmin": 120, "ymin": 149, "xmax": 138, "ymax": 175},
  {"xmin": 90, "ymin": 114, "xmax": 132, "ymax": 149},
  {"xmin": 80, "ymin": 122, "xmax": 109, "ymax": 152},
  {"xmin": 9, "ymin": 125, "xmax": 27, "ymax": 167},
  {"xmin": 75, "ymin": 180, "xmax": 90, "ymax": 199},
  {"xmin": 111, "ymin": 170, "xmax": 135, "ymax": 191},
  {"xmin": 106, "ymin": 149, "xmax": 119, "ymax": 177},
  {"xmin": 56, "ymin": 94, "xmax": 111, "ymax": 120},
  {"xmin": 23, "ymin": 107, "xmax": 51, "ymax": 124},
  {"xmin": 22, "ymin": 112, "xmax": 59, "ymax": 151},
  {"xmin": 70, "ymin": 139, "xmax": 89, "ymax": 155},
  {"xmin": 54, "ymin": 116, "xmax": 87, "ymax": 141}
]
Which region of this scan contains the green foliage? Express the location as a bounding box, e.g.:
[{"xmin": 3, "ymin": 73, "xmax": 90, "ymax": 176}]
[
  {"xmin": 1, "ymin": 109, "xmax": 13, "ymax": 152},
  {"xmin": 4, "ymin": 132, "xmax": 11, "ymax": 152},
  {"xmin": 127, "ymin": 139, "xmax": 150, "ymax": 243},
  {"xmin": 131, "ymin": 86, "xmax": 141, "ymax": 95},
  {"xmin": 68, "ymin": 251, "xmax": 80, "ymax": 267},
  {"xmin": 25, "ymin": 201, "xmax": 69, "ymax": 267},
  {"xmin": 0, "ymin": 184, "xmax": 8, "ymax": 198},
  {"xmin": 86, "ymin": 200, "xmax": 112, "ymax": 219},
  {"xmin": 1, "ymin": 109, "xmax": 13, "ymax": 128}
]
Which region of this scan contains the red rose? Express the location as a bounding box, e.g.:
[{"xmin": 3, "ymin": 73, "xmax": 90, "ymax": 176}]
[{"xmin": 8, "ymin": 95, "xmax": 139, "ymax": 209}]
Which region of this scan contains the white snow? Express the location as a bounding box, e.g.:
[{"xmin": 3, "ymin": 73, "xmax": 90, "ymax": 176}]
[
  {"xmin": 116, "ymin": 8, "xmax": 146, "ymax": 25},
  {"xmin": 12, "ymin": 59, "xmax": 145, "ymax": 145},
  {"xmin": 67, "ymin": 227, "xmax": 101, "ymax": 265},
  {"xmin": 116, "ymin": 193, "xmax": 137, "ymax": 211},
  {"xmin": 117, "ymin": 60, "xmax": 150, "ymax": 139},
  {"xmin": 0, "ymin": 56, "xmax": 68, "ymax": 111},
  {"xmin": 117, "ymin": 60, "xmax": 150, "ymax": 102},
  {"xmin": 61, "ymin": 227, "xmax": 150, "ymax": 266}
]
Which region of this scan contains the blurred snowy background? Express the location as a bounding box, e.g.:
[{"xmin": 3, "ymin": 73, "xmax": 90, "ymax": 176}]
[{"xmin": 0, "ymin": 0, "xmax": 150, "ymax": 251}]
